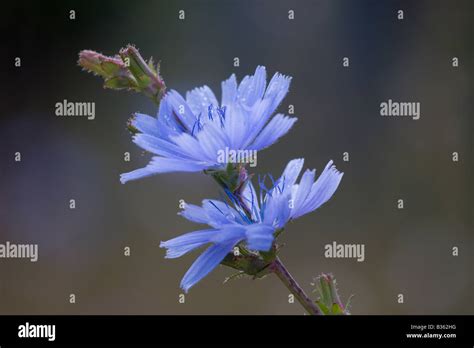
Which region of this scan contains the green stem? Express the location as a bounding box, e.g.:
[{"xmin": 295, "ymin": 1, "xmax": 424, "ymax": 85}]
[{"xmin": 271, "ymin": 257, "xmax": 321, "ymax": 315}]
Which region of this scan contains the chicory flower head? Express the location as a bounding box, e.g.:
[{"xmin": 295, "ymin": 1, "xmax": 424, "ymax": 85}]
[
  {"xmin": 120, "ymin": 66, "xmax": 296, "ymax": 183},
  {"xmin": 160, "ymin": 158, "xmax": 343, "ymax": 292}
]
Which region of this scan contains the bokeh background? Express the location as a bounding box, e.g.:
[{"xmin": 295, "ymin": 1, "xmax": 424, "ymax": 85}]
[{"xmin": 1, "ymin": 0, "xmax": 472, "ymax": 314}]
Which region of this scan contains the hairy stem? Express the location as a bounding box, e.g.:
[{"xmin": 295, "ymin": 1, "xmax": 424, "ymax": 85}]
[{"xmin": 271, "ymin": 257, "xmax": 321, "ymax": 315}]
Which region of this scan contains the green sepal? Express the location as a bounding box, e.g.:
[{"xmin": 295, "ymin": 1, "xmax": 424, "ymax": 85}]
[
  {"xmin": 104, "ymin": 76, "xmax": 137, "ymax": 90},
  {"xmin": 221, "ymin": 250, "xmax": 271, "ymax": 278},
  {"xmin": 312, "ymin": 273, "xmax": 350, "ymax": 315},
  {"xmin": 207, "ymin": 163, "xmax": 241, "ymax": 193},
  {"xmin": 315, "ymin": 300, "xmax": 330, "ymax": 315}
]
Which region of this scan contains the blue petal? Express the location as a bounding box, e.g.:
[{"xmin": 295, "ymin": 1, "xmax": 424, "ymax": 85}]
[
  {"xmin": 186, "ymin": 85, "xmax": 219, "ymax": 116},
  {"xmin": 280, "ymin": 158, "xmax": 305, "ymax": 188},
  {"xmin": 241, "ymin": 181, "xmax": 261, "ymax": 222},
  {"xmin": 292, "ymin": 160, "xmax": 343, "ymax": 219},
  {"xmin": 264, "ymin": 72, "xmax": 292, "ymax": 114},
  {"xmin": 210, "ymin": 225, "xmax": 246, "ymax": 244},
  {"xmin": 243, "ymin": 72, "xmax": 292, "ymax": 145},
  {"xmin": 221, "ymin": 74, "xmax": 237, "ymax": 106},
  {"xmin": 156, "ymin": 96, "xmax": 186, "ymax": 138},
  {"xmin": 199, "ymin": 117, "xmax": 230, "ymax": 147},
  {"xmin": 244, "ymin": 224, "xmax": 275, "ymax": 251},
  {"xmin": 133, "ymin": 134, "xmax": 191, "ymax": 159},
  {"xmin": 291, "ymin": 169, "xmax": 315, "ymax": 215},
  {"xmin": 202, "ymin": 199, "xmax": 242, "ymax": 227},
  {"xmin": 223, "ymin": 104, "xmax": 248, "ymax": 149},
  {"xmin": 120, "ymin": 157, "xmax": 210, "ymax": 184},
  {"xmin": 171, "ymin": 133, "xmax": 209, "ymax": 162},
  {"xmin": 160, "ymin": 229, "xmax": 218, "ymax": 258},
  {"xmin": 180, "ymin": 239, "xmax": 240, "ymax": 292},
  {"xmin": 195, "ymin": 123, "xmax": 228, "ymax": 163},
  {"xmin": 237, "ymin": 66, "xmax": 267, "ymax": 107},
  {"xmin": 166, "ymin": 90, "xmax": 197, "ymax": 132},
  {"xmin": 132, "ymin": 113, "xmax": 160, "ymax": 137},
  {"xmin": 250, "ymin": 114, "xmax": 297, "ymax": 150},
  {"xmin": 262, "ymin": 190, "xmax": 292, "ymax": 229},
  {"xmin": 178, "ymin": 203, "xmax": 209, "ymax": 224},
  {"xmin": 242, "ymin": 98, "xmax": 274, "ymax": 146}
]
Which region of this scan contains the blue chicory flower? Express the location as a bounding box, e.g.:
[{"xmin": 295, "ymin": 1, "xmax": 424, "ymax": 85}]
[
  {"xmin": 160, "ymin": 158, "xmax": 343, "ymax": 292},
  {"xmin": 120, "ymin": 66, "xmax": 297, "ymax": 183}
]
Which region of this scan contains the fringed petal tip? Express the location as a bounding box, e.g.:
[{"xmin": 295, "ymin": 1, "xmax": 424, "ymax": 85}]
[
  {"xmin": 325, "ymin": 159, "xmax": 344, "ymax": 176},
  {"xmin": 119, "ymin": 167, "xmax": 155, "ymax": 184},
  {"xmin": 119, "ymin": 172, "xmax": 136, "ymax": 184}
]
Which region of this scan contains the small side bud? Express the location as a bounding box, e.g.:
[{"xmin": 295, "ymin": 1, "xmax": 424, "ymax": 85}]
[
  {"xmin": 312, "ymin": 273, "xmax": 352, "ymax": 315},
  {"xmin": 78, "ymin": 50, "xmax": 137, "ymax": 91},
  {"xmin": 78, "ymin": 45, "xmax": 166, "ymax": 104},
  {"xmin": 119, "ymin": 45, "xmax": 166, "ymax": 102}
]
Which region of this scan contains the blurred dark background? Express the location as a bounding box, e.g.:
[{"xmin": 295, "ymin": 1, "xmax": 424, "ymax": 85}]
[{"xmin": 1, "ymin": 0, "xmax": 472, "ymax": 314}]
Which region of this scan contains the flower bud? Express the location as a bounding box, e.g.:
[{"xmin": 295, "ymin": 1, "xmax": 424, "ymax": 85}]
[
  {"xmin": 78, "ymin": 46, "xmax": 166, "ymax": 104},
  {"xmin": 119, "ymin": 45, "xmax": 166, "ymax": 101},
  {"xmin": 78, "ymin": 50, "xmax": 137, "ymax": 90},
  {"xmin": 313, "ymin": 273, "xmax": 351, "ymax": 315}
]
